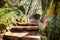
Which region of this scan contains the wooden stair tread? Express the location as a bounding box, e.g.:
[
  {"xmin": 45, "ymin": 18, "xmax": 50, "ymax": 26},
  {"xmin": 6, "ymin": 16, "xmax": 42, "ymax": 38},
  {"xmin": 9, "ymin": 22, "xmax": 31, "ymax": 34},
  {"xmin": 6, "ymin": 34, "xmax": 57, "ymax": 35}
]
[
  {"xmin": 12, "ymin": 26, "xmax": 38, "ymax": 28},
  {"xmin": 4, "ymin": 32, "xmax": 40, "ymax": 39},
  {"xmin": 11, "ymin": 26, "xmax": 39, "ymax": 30},
  {"xmin": 4, "ymin": 32, "xmax": 29, "ymax": 37},
  {"xmin": 17, "ymin": 22, "xmax": 38, "ymax": 26},
  {"xmin": 23, "ymin": 35, "xmax": 40, "ymax": 38}
]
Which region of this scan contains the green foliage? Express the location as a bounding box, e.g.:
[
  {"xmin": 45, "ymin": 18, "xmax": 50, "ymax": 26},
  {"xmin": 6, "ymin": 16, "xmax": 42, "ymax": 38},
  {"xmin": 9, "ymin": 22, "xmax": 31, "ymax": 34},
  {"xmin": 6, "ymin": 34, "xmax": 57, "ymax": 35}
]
[
  {"xmin": 43, "ymin": 37, "xmax": 48, "ymax": 40},
  {"xmin": 42, "ymin": 0, "xmax": 53, "ymax": 13},
  {"xmin": 33, "ymin": 14, "xmax": 40, "ymax": 20},
  {"xmin": 18, "ymin": 6, "xmax": 25, "ymax": 14},
  {"xmin": 0, "ymin": 8, "xmax": 16, "ymax": 25},
  {"xmin": 39, "ymin": 15, "xmax": 60, "ymax": 40},
  {"xmin": 0, "ymin": 8, "xmax": 17, "ymax": 32},
  {"xmin": 0, "ymin": 7, "xmax": 27, "ymax": 33},
  {"xmin": 38, "ymin": 27, "xmax": 45, "ymax": 35},
  {"xmin": 39, "ymin": 0, "xmax": 60, "ymax": 40}
]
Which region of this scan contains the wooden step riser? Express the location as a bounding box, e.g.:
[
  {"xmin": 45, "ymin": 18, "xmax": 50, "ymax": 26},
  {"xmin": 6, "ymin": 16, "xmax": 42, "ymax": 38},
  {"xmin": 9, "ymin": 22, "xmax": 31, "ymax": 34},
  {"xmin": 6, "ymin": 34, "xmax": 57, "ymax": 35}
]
[
  {"xmin": 10, "ymin": 28, "xmax": 39, "ymax": 32},
  {"xmin": 10, "ymin": 26, "xmax": 39, "ymax": 32}
]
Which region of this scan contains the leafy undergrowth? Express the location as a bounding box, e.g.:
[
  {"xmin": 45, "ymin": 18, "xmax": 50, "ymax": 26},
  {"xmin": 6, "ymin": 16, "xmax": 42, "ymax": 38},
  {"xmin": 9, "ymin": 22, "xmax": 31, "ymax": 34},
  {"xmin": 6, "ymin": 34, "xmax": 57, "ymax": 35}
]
[
  {"xmin": 0, "ymin": 8, "xmax": 27, "ymax": 33},
  {"xmin": 39, "ymin": 15, "xmax": 60, "ymax": 40}
]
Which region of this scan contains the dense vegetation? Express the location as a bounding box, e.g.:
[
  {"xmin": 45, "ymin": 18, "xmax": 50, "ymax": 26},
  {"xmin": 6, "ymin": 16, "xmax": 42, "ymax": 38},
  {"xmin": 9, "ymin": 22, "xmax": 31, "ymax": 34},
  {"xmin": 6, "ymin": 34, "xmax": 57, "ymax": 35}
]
[
  {"xmin": 39, "ymin": 0, "xmax": 60, "ymax": 40},
  {"xmin": 0, "ymin": 0, "xmax": 60, "ymax": 40}
]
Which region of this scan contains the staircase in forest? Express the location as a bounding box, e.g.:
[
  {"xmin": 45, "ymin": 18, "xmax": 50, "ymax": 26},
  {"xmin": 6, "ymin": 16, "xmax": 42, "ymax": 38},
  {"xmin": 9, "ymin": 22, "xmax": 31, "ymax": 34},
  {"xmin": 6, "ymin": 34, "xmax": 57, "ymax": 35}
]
[{"xmin": 3, "ymin": 21, "xmax": 41, "ymax": 40}]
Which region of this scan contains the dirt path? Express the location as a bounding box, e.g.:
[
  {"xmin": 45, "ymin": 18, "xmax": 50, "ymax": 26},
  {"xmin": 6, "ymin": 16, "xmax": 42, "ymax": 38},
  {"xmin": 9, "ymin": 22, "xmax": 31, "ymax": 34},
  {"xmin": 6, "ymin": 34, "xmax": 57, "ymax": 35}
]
[{"xmin": 0, "ymin": 37, "xmax": 2, "ymax": 40}]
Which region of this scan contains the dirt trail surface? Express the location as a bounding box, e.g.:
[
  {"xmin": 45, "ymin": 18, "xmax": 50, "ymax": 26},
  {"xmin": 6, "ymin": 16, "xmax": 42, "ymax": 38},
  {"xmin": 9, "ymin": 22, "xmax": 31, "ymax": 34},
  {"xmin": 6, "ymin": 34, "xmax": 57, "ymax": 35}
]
[{"xmin": 0, "ymin": 37, "xmax": 2, "ymax": 40}]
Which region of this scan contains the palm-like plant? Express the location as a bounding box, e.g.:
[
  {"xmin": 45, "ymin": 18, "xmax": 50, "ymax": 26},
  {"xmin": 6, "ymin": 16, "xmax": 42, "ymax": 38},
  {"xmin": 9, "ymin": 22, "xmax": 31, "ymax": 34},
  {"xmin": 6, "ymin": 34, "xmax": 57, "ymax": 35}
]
[{"xmin": 39, "ymin": 0, "xmax": 60, "ymax": 40}]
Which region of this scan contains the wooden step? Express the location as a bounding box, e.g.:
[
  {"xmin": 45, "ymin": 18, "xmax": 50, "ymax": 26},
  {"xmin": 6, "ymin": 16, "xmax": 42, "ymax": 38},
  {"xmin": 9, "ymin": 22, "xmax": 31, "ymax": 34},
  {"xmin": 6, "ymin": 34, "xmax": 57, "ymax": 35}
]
[
  {"xmin": 17, "ymin": 23, "xmax": 38, "ymax": 26},
  {"xmin": 3, "ymin": 32, "xmax": 41, "ymax": 40},
  {"xmin": 10, "ymin": 26, "xmax": 39, "ymax": 32}
]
